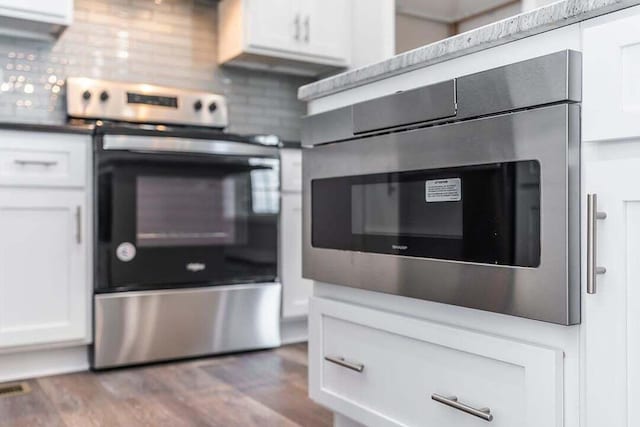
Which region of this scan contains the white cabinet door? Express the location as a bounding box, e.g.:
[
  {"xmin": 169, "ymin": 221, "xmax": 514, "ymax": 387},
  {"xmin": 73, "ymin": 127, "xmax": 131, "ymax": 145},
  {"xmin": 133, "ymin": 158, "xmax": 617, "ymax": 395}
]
[
  {"xmin": 281, "ymin": 193, "xmax": 313, "ymax": 318},
  {"xmin": 0, "ymin": 0, "xmax": 72, "ymax": 23},
  {"xmin": 302, "ymin": 0, "xmax": 350, "ymax": 61},
  {"xmin": 583, "ymin": 12, "xmax": 640, "ymax": 142},
  {"xmin": 583, "ymin": 141, "xmax": 640, "ymax": 427},
  {"xmin": 246, "ymin": 0, "xmax": 297, "ymax": 54},
  {"xmin": 0, "ymin": 189, "xmax": 88, "ymax": 349}
]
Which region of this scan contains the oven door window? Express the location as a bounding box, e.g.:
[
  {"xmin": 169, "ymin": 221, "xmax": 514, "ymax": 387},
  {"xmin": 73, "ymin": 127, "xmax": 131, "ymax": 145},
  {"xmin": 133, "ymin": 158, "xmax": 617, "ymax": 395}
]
[
  {"xmin": 99, "ymin": 156, "xmax": 279, "ymax": 291},
  {"xmin": 311, "ymin": 160, "xmax": 541, "ymax": 267},
  {"xmin": 136, "ymin": 175, "xmax": 242, "ymax": 248}
]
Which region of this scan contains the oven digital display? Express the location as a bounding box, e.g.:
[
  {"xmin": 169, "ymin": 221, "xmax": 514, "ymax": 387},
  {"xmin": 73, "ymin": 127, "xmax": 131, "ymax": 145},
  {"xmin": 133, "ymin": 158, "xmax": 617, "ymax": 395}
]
[{"xmin": 126, "ymin": 92, "xmax": 178, "ymax": 108}]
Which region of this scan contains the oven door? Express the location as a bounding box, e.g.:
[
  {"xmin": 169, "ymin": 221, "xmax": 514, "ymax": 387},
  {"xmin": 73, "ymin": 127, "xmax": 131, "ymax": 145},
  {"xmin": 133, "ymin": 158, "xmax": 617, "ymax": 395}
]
[
  {"xmin": 303, "ymin": 104, "xmax": 580, "ymax": 325},
  {"xmin": 97, "ymin": 137, "xmax": 279, "ymax": 292}
]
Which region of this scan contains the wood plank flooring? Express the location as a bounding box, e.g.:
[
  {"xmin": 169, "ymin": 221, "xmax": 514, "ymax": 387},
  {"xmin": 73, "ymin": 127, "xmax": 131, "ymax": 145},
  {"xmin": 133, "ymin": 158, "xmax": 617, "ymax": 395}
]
[{"xmin": 0, "ymin": 343, "xmax": 332, "ymax": 427}]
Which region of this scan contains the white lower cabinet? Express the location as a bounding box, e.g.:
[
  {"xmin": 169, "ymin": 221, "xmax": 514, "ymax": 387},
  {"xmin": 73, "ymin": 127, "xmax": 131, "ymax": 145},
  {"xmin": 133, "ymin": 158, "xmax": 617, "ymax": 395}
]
[
  {"xmin": 583, "ymin": 141, "xmax": 640, "ymax": 427},
  {"xmin": 0, "ymin": 188, "xmax": 89, "ymax": 349},
  {"xmin": 280, "ymin": 193, "xmax": 313, "ymax": 318},
  {"xmin": 309, "ymin": 297, "xmax": 563, "ymax": 427}
]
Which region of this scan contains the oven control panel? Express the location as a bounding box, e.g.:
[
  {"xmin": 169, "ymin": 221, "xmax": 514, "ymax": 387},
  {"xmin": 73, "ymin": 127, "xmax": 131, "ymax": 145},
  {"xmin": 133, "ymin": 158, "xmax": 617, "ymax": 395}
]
[{"xmin": 66, "ymin": 77, "xmax": 228, "ymax": 128}]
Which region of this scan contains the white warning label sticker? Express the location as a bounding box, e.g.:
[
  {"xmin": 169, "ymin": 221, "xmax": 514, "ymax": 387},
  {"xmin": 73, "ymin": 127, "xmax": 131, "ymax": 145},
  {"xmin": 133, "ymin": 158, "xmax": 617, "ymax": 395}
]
[{"xmin": 425, "ymin": 178, "xmax": 461, "ymax": 202}]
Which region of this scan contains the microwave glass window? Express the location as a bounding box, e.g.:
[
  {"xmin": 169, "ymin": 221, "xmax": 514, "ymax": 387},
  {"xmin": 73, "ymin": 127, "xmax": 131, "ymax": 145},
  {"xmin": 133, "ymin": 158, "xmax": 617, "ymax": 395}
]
[
  {"xmin": 136, "ymin": 175, "xmax": 244, "ymax": 247},
  {"xmin": 351, "ymin": 181, "xmax": 463, "ymax": 239},
  {"xmin": 311, "ymin": 160, "xmax": 541, "ymax": 267}
]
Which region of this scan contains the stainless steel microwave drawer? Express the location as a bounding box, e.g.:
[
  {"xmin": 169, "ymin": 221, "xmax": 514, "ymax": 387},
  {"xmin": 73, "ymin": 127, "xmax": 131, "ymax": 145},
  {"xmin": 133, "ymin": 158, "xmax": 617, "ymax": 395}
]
[{"xmin": 301, "ymin": 50, "xmax": 581, "ymax": 147}]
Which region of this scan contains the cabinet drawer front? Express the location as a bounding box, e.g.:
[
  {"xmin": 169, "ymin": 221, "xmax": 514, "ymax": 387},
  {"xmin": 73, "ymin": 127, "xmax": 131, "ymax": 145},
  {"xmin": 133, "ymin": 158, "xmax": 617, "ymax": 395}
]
[
  {"xmin": 0, "ymin": 132, "xmax": 88, "ymax": 188},
  {"xmin": 309, "ymin": 298, "xmax": 563, "ymax": 427}
]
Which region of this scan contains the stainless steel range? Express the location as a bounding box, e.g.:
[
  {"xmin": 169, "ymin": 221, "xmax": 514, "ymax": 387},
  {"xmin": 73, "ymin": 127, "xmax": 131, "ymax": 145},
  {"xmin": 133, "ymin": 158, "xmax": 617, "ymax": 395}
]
[
  {"xmin": 302, "ymin": 50, "xmax": 582, "ymax": 325},
  {"xmin": 67, "ymin": 78, "xmax": 282, "ymax": 368}
]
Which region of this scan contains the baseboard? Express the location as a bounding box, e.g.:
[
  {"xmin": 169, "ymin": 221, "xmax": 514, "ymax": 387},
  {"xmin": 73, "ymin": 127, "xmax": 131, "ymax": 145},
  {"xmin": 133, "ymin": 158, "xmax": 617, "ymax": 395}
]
[
  {"xmin": 280, "ymin": 316, "xmax": 308, "ymax": 345},
  {"xmin": 0, "ymin": 345, "xmax": 89, "ymax": 383},
  {"xmin": 334, "ymin": 413, "xmax": 366, "ymax": 427}
]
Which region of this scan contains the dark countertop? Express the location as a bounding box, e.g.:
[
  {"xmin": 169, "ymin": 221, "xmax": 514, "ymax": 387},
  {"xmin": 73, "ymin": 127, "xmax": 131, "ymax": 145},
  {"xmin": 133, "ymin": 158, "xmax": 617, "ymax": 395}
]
[
  {"xmin": 0, "ymin": 120, "xmax": 302, "ymax": 149},
  {"xmin": 0, "ymin": 121, "xmax": 94, "ymax": 135}
]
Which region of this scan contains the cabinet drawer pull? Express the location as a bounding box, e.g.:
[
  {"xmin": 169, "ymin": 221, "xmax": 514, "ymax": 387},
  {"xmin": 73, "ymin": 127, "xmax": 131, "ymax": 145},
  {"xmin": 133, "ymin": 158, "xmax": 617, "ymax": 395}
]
[
  {"xmin": 324, "ymin": 355, "xmax": 364, "ymax": 373},
  {"xmin": 14, "ymin": 159, "xmax": 58, "ymax": 167},
  {"xmin": 304, "ymin": 16, "xmax": 310, "ymax": 43},
  {"xmin": 75, "ymin": 206, "xmax": 82, "ymax": 244},
  {"xmin": 431, "ymin": 393, "xmax": 493, "ymax": 422},
  {"xmin": 294, "ymin": 14, "xmax": 301, "ymax": 41},
  {"xmin": 587, "ymin": 193, "xmax": 607, "ymax": 294}
]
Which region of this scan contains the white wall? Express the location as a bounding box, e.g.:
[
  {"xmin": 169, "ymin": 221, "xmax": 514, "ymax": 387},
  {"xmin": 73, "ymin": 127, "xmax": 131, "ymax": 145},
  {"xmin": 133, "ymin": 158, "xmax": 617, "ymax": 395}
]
[
  {"xmin": 351, "ymin": 0, "xmax": 395, "ymax": 68},
  {"xmin": 396, "ymin": 13, "xmax": 452, "ymax": 53}
]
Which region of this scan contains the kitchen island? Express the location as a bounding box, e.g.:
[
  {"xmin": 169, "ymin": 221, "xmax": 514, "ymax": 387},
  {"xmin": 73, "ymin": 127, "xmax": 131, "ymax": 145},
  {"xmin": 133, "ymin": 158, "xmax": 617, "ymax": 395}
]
[{"xmin": 299, "ymin": 2, "xmax": 640, "ymax": 426}]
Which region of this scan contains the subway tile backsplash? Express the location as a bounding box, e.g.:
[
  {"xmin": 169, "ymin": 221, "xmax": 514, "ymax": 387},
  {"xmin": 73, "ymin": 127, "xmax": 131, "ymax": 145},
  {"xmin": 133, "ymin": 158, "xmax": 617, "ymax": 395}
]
[{"xmin": 0, "ymin": 0, "xmax": 312, "ymax": 140}]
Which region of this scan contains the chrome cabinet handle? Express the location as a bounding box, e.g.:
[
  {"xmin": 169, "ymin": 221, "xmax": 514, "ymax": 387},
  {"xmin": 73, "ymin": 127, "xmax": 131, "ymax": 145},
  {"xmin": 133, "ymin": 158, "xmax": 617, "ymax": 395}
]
[
  {"xmin": 304, "ymin": 16, "xmax": 310, "ymax": 42},
  {"xmin": 587, "ymin": 193, "xmax": 607, "ymax": 294},
  {"xmin": 75, "ymin": 205, "xmax": 82, "ymax": 244},
  {"xmin": 431, "ymin": 393, "xmax": 493, "ymax": 422},
  {"xmin": 324, "ymin": 355, "xmax": 364, "ymax": 373},
  {"xmin": 14, "ymin": 159, "xmax": 58, "ymax": 167},
  {"xmin": 294, "ymin": 14, "xmax": 301, "ymax": 41}
]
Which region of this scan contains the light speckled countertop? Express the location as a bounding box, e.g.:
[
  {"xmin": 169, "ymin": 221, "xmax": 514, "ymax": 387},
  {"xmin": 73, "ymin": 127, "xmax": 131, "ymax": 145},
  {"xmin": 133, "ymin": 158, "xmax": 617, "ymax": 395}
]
[{"xmin": 299, "ymin": 0, "xmax": 640, "ymax": 101}]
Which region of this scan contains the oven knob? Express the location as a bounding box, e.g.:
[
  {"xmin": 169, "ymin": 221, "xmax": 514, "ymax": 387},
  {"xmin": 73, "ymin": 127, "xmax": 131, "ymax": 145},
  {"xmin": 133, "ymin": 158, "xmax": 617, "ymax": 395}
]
[
  {"xmin": 208, "ymin": 102, "xmax": 217, "ymax": 113},
  {"xmin": 82, "ymin": 90, "xmax": 91, "ymax": 101},
  {"xmin": 194, "ymin": 100, "xmax": 203, "ymax": 111},
  {"xmin": 100, "ymin": 91, "xmax": 109, "ymax": 102}
]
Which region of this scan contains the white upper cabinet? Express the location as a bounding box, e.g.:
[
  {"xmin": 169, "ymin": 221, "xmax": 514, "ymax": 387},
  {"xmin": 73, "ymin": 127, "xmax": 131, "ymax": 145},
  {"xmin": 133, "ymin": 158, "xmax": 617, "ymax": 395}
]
[
  {"xmin": 247, "ymin": 0, "xmax": 297, "ymax": 54},
  {"xmin": 0, "ymin": 0, "xmax": 73, "ymax": 40},
  {"xmin": 302, "ymin": 0, "xmax": 350, "ymax": 61},
  {"xmin": 218, "ymin": 0, "xmax": 351, "ymax": 76},
  {"xmin": 583, "ymin": 11, "xmax": 640, "ymax": 142}
]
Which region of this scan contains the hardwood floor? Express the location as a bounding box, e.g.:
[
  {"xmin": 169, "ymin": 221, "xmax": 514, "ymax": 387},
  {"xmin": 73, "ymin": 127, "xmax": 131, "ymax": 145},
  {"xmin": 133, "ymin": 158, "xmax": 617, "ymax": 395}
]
[{"xmin": 0, "ymin": 344, "xmax": 332, "ymax": 427}]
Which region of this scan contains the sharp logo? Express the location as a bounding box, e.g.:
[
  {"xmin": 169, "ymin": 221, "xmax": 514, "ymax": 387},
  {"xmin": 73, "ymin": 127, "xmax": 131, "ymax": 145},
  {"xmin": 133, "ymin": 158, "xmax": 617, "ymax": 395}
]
[
  {"xmin": 392, "ymin": 245, "xmax": 408, "ymax": 250},
  {"xmin": 186, "ymin": 262, "xmax": 206, "ymax": 272}
]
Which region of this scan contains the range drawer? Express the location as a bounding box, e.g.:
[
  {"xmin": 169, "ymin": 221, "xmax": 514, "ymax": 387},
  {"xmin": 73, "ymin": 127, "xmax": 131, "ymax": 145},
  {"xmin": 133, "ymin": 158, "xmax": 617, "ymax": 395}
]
[
  {"xmin": 0, "ymin": 131, "xmax": 89, "ymax": 188},
  {"xmin": 309, "ymin": 297, "xmax": 563, "ymax": 427}
]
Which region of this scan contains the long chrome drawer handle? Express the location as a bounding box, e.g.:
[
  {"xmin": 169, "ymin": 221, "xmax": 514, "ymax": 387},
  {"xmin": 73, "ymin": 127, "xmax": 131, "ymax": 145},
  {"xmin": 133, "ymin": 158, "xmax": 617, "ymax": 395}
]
[
  {"xmin": 324, "ymin": 355, "xmax": 364, "ymax": 373},
  {"xmin": 587, "ymin": 193, "xmax": 607, "ymax": 294},
  {"xmin": 431, "ymin": 393, "xmax": 493, "ymax": 422},
  {"xmin": 14, "ymin": 159, "xmax": 58, "ymax": 167}
]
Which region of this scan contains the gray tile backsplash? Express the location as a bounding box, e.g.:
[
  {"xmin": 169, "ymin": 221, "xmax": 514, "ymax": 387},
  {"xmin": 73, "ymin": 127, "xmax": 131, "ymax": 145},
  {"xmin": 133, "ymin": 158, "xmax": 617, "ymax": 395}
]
[{"xmin": 0, "ymin": 0, "xmax": 312, "ymax": 140}]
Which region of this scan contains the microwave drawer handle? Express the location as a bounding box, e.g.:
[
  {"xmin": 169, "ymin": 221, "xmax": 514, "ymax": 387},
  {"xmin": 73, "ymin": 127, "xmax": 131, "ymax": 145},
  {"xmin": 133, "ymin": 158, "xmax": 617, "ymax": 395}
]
[
  {"xmin": 14, "ymin": 159, "xmax": 58, "ymax": 167},
  {"xmin": 587, "ymin": 193, "xmax": 607, "ymax": 294},
  {"xmin": 324, "ymin": 355, "xmax": 364, "ymax": 373},
  {"xmin": 431, "ymin": 393, "xmax": 493, "ymax": 422}
]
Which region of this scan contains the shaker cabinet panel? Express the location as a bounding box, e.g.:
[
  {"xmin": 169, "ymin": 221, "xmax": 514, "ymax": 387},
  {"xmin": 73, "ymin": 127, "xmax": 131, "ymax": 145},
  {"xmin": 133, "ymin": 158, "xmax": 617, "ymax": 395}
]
[
  {"xmin": 303, "ymin": 0, "xmax": 350, "ymax": 61},
  {"xmin": 246, "ymin": 0, "xmax": 297, "ymax": 54},
  {"xmin": 583, "ymin": 12, "xmax": 640, "ymax": 141},
  {"xmin": 583, "ymin": 143, "xmax": 640, "ymax": 427},
  {"xmin": 0, "ymin": 0, "xmax": 73, "ymax": 39},
  {"xmin": 309, "ymin": 297, "xmax": 564, "ymax": 427},
  {"xmin": 0, "ymin": 189, "xmax": 89, "ymax": 349},
  {"xmin": 218, "ymin": 0, "xmax": 350, "ymax": 76},
  {"xmin": 0, "ymin": 0, "xmax": 71, "ymax": 21}
]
